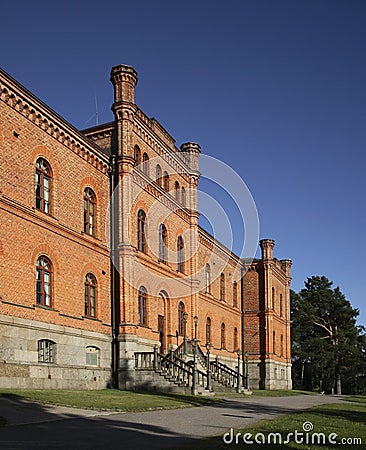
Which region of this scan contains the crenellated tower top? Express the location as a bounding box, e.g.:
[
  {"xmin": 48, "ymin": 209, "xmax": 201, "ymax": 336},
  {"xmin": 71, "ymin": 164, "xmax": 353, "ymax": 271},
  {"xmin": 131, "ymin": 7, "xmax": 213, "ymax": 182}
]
[
  {"xmin": 260, "ymin": 239, "xmax": 275, "ymax": 260},
  {"xmin": 180, "ymin": 142, "xmax": 201, "ymax": 172},
  {"xmin": 110, "ymin": 64, "xmax": 138, "ymax": 104}
]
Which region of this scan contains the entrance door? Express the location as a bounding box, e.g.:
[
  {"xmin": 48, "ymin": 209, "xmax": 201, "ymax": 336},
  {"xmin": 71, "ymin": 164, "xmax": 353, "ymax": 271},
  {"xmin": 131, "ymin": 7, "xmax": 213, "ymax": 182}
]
[{"xmin": 158, "ymin": 315, "xmax": 165, "ymax": 353}]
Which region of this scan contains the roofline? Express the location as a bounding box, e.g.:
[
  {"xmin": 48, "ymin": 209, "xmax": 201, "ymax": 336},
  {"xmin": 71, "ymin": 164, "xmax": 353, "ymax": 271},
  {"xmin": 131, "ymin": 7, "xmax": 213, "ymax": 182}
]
[
  {"xmin": 0, "ymin": 67, "xmax": 110, "ymax": 165},
  {"xmin": 198, "ymin": 225, "xmax": 244, "ymax": 265}
]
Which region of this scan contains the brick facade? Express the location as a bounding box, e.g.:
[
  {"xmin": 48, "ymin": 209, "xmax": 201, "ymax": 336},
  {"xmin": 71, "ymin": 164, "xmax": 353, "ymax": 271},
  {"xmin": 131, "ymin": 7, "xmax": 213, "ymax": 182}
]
[{"xmin": 0, "ymin": 64, "xmax": 291, "ymax": 390}]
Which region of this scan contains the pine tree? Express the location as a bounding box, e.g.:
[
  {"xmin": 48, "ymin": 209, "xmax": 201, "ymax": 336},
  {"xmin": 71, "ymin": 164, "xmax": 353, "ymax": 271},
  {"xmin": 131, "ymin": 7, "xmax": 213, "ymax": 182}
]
[{"xmin": 291, "ymin": 276, "xmax": 364, "ymax": 394}]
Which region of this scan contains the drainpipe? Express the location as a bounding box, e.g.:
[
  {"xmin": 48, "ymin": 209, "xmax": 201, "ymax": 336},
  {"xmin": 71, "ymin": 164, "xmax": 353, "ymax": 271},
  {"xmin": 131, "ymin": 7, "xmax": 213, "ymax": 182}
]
[{"xmin": 110, "ymin": 153, "xmax": 120, "ymax": 389}]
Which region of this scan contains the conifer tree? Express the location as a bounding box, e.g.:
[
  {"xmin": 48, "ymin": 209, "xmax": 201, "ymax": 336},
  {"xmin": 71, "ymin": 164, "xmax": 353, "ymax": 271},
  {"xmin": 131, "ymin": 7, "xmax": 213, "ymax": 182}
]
[{"xmin": 291, "ymin": 276, "xmax": 365, "ymax": 394}]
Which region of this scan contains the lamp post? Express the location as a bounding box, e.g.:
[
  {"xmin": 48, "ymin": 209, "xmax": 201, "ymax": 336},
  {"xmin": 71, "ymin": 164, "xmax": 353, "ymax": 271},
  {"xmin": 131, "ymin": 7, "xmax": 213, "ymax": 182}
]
[
  {"xmin": 183, "ymin": 312, "xmax": 188, "ymax": 355},
  {"xmin": 194, "ymin": 315, "xmax": 198, "ymax": 342},
  {"xmin": 245, "ymin": 351, "xmax": 249, "ymax": 390},
  {"xmin": 206, "ymin": 342, "xmax": 211, "ymax": 391},
  {"xmin": 192, "ymin": 315, "xmax": 199, "ymax": 395},
  {"xmin": 236, "ymin": 349, "xmax": 242, "ymax": 393}
]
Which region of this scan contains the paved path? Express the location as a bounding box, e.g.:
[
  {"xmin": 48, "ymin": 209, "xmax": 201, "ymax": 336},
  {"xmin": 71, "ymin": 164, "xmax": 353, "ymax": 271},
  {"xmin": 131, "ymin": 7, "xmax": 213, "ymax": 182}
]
[{"xmin": 0, "ymin": 394, "xmax": 342, "ymax": 449}]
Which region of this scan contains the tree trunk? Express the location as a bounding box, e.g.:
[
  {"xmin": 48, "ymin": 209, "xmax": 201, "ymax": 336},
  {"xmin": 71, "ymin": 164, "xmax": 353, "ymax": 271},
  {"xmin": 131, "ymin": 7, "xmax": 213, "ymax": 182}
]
[
  {"xmin": 300, "ymin": 361, "xmax": 305, "ymax": 388},
  {"xmin": 336, "ymin": 373, "xmax": 342, "ymax": 395}
]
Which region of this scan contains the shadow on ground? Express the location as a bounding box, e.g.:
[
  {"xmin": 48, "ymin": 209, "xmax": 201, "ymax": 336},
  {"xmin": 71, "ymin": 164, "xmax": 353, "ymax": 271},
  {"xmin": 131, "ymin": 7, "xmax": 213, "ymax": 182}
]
[{"xmin": 0, "ymin": 393, "xmax": 342, "ymax": 449}]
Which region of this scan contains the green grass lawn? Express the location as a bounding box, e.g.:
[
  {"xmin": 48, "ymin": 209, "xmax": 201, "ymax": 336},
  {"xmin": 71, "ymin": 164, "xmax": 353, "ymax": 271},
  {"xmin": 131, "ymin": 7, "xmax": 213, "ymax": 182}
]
[
  {"xmin": 0, "ymin": 389, "xmax": 218, "ymax": 412},
  {"xmin": 250, "ymin": 389, "xmax": 316, "ymax": 397},
  {"xmin": 1, "ymin": 388, "xmax": 364, "ymax": 448},
  {"xmin": 179, "ymin": 397, "xmax": 366, "ymax": 449},
  {"xmin": 343, "ymin": 395, "xmax": 366, "ymax": 405},
  {"xmin": 0, "ymin": 388, "xmax": 314, "ymax": 413}
]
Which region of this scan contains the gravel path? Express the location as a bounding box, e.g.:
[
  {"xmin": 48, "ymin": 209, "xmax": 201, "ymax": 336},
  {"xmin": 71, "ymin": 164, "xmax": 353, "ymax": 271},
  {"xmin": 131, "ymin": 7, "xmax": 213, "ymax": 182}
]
[{"xmin": 0, "ymin": 394, "xmax": 342, "ymax": 449}]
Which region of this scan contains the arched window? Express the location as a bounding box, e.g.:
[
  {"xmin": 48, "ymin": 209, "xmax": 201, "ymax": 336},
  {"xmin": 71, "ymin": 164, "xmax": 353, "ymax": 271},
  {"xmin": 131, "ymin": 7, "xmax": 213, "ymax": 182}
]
[
  {"xmin": 206, "ymin": 317, "xmax": 211, "ymax": 344},
  {"xmin": 159, "ymin": 224, "xmax": 167, "ymax": 263},
  {"xmin": 156, "ymin": 164, "xmax": 162, "ymax": 187},
  {"xmin": 178, "ymin": 301, "xmax": 185, "ymax": 335},
  {"xmin": 221, "ymin": 323, "xmax": 226, "ymax": 349},
  {"xmin": 233, "ymin": 281, "xmax": 238, "ymax": 308},
  {"xmin": 220, "ymin": 273, "xmax": 225, "ymax": 302},
  {"xmin": 137, "ymin": 209, "xmax": 146, "ymax": 252},
  {"xmin": 174, "ymin": 181, "xmax": 180, "ymax": 201},
  {"xmin": 35, "ymin": 158, "xmax": 52, "ymax": 214},
  {"xmin": 181, "ymin": 187, "xmax": 186, "ymax": 207},
  {"xmin": 142, "ymin": 152, "xmax": 149, "ymax": 176},
  {"xmin": 234, "ymin": 327, "xmax": 239, "ymax": 351},
  {"xmin": 280, "ymin": 293, "xmax": 283, "ymax": 317},
  {"xmin": 205, "ymin": 263, "xmax": 211, "ymax": 294},
  {"xmin": 271, "ymin": 287, "xmax": 275, "ymax": 309},
  {"xmin": 134, "ymin": 145, "xmax": 141, "ymax": 167},
  {"xmin": 138, "ymin": 286, "xmax": 147, "ymax": 325},
  {"xmin": 163, "ymin": 171, "xmax": 169, "ymax": 191},
  {"xmin": 273, "ymin": 331, "xmax": 276, "ymax": 355},
  {"xmin": 83, "ymin": 188, "xmax": 96, "ymax": 236},
  {"xmin": 86, "ymin": 346, "xmax": 100, "ymax": 366},
  {"xmin": 280, "ymin": 334, "xmax": 284, "ymax": 357},
  {"xmin": 177, "ymin": 236, "xmax": 184, "ymax": 273},
  {"xmin": 84, "ymin": 273, "xmax": 97, "ymax": 317},
  {"xmin": 36, "ymin": 256, "xmax": 52, "ymax": 307},
  {"xmin": 38, "ymin": 339, "xmax": 55, "ymax": 363}
]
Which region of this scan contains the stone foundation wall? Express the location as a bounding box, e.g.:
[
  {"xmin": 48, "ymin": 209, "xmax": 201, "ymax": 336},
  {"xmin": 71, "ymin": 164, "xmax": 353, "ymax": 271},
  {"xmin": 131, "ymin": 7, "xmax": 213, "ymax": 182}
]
[{"xmin": 0, "ymin": 315, "xmax": 112, "ymax": 389}]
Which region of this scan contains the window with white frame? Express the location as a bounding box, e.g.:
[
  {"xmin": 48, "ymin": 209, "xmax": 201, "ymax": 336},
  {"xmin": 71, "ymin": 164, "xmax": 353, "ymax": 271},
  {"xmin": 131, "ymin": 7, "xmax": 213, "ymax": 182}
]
[
  {"xmin": 38, "ymin": 339, "xmax": 55, "ymax": 363},
  {"xmin": 86, "ymin": 346, "xmax": 99, "ymax": 366}
]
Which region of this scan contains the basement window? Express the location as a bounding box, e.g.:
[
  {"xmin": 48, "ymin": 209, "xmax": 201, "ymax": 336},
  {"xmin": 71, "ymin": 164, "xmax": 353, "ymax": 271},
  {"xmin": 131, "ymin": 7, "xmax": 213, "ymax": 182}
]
[
  {"xmin": 86, "ymin": 346, "xmax": 99, "ymax": 366},
  {"xmin": 38, "ymin": 339, "xmax": 55, "ymax": 363}
]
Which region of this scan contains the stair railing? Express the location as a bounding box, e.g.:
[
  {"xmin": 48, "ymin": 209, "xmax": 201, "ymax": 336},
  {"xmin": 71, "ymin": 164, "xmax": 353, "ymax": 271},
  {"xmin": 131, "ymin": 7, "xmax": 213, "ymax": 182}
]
[
  {"xmin": 210, "ymin": 357, "xmax": 243, "ymax": 389},
  {"xmin": 134, "ymin": 349, "xmax": 208, "ymax": 392}
]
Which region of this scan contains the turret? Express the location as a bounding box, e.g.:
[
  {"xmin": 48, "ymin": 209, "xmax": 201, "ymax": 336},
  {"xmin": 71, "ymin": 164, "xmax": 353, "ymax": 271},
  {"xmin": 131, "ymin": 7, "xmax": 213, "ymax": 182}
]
[
  {"xmin": 281, "ymin": 259, "xmax": 292, "ymax": 277},
  {"xmin": 110, "ymin": 64, "xmax": 138, "ymax": 105},
  {"xmin": 180, "ymin": 142, "xmax": 201, "ymax": 173},
  {"xmin": 109, "ymin": 65, "xmax": 138, "ymax": 158},
  {"xmin": 260, "ymin": 239, "xmax": 275, "ymax": 260}
]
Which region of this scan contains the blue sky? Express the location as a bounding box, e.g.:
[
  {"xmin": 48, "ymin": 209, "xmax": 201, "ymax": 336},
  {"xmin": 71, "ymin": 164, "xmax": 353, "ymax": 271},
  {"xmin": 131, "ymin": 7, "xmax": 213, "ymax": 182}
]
[{"xmin": 2, "ymin": 1, "xmax": 365, "ymax": 324}]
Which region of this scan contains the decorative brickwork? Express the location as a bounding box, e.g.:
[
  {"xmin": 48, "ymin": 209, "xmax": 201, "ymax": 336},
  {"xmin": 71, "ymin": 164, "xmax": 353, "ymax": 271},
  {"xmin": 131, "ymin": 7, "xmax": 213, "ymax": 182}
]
[{"xmin": 0, "ymin": 65, "xmax": 291, "ymax": 390}]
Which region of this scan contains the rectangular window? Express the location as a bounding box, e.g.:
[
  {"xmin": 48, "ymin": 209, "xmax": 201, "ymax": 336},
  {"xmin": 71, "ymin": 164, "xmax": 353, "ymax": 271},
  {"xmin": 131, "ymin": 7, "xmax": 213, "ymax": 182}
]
[
  {"xmin": 38, "ymin": 340, "xmax": 54, "ymax": 363},
  {"xmin": 86, "ymin": 347, "xmax": 99, "ymax": 366}
]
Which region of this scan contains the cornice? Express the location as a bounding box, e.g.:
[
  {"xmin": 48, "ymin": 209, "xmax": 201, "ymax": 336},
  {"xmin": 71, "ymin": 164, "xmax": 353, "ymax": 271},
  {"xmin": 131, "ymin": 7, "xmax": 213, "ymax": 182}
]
[
  {"xmin": 198, "ymin": 226, "xmax": 242, "ymax": 267},
  {"xmin": 198, "ymin": 232, "xmax": 214, "ymax": 252},
  {"xmin": 134, "ymin": 250, "xmax": 193, "ymax": 287},
  {"xmin": 130, "ymin": 170, "xmax": 191, "ymax": 224},
  {"xmin": 245, "ymin": 265, "xmax": 259, "ymax": 273},
  {"xmin": 0, "ymin": 195, "xmax": 109, "ymax": 256},
  {"xmin": 198, "ymin": 291, "xmax": 242, "ymax": 316},
  {"xmin": 0, "ymin": 68, "xmax": 110, "ymax": 174},
  {"xmin": 133, "ymin": 107, "xmax": 193, "ymax": 179},
  {"xmin": 82, "ymin": 122, "xmax": 115, "ymax": 141},
  {"xmin": 271, "ymin": 263, "xmax": 291, "ymax": 284},
  {"xmin": 250, "ymin": 259, "xmax": 290, "ymax": 283}
]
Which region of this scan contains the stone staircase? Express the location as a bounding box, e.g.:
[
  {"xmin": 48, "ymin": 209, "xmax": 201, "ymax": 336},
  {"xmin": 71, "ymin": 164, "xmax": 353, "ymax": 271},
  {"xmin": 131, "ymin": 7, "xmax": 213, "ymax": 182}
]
[{"xmin": 134, "ymin": 341, "xmax": 249, "ymax": 395}]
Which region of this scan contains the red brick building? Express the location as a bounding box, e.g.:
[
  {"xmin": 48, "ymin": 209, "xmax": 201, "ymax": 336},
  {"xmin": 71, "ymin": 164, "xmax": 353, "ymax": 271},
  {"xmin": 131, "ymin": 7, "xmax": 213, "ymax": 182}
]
[{"xmin": 0, "ymin": 64, "xmax": 292, "ymax": 390}]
